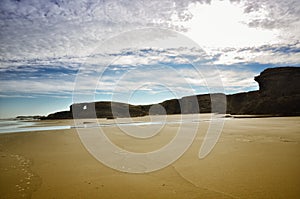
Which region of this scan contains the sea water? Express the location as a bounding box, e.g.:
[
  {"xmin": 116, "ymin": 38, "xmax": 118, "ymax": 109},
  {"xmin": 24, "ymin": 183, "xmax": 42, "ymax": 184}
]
[
  {"xmin": 0, "ymin": 114, "xmax": 226, "ymax": 134},
  {"xmin": 0, "ymin": 119, "xmax": 70, "ymax": 134}
]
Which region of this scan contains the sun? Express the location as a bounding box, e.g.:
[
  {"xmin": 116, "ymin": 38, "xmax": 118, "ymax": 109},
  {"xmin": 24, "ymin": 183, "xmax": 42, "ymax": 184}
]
[{"xmin": 172, "ymin": 0, "xmax": 279, "ymax": 48}]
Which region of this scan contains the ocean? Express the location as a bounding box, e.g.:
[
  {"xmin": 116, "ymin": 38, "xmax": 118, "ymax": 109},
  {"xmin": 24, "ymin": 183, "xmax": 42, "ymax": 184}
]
[{"xmin": 0, "ymin": 119, "xmax": 70, "ymax": 134}]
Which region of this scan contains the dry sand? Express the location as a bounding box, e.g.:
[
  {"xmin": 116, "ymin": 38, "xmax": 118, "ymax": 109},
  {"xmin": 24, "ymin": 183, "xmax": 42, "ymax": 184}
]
[{"xmin": 0, "ymin": 115, "xmax": 299, "ymax": 199}]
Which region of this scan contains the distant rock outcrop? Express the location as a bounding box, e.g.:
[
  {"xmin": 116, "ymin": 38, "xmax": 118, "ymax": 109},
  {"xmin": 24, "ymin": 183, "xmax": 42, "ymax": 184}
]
[
  {"xmin": 255, "ymin": 67, "xmax": 300, "ymax": 96},
  {"xmin": 45, "ymin": 111, "xmax": 72, "ymax": 119},
  {"xmin": 70, "ymin": 101, "xmax": 149, "ymax": 119},
  {"xmin": 42, "ymin": 67, "xmax": 300, "ymax": 119},
  {"xmin": 16, "ymin": 115, "xmax": 46, "ymax": 120},
  {"xmin": 227, "ymin": 67, "xmax": 300, "ymax": 115}
]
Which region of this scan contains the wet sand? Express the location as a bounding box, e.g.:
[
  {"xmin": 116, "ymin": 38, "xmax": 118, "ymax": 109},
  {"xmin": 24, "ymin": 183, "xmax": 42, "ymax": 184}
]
[{"xmin": 0, "ymin": 115, "xmax": 299, "ymax": 199}]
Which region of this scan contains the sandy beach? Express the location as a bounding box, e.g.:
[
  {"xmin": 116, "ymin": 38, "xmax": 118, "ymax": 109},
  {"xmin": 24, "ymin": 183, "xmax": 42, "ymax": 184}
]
[{"xmin": 0, "ymin": 115, "xmax": 299, "ymax": 199}]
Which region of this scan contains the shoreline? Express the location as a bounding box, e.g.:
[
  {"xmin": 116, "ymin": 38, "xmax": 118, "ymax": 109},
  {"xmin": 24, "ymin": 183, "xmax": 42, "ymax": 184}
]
[{"xmin": 2, "ymin": 113, "xmax": 300, "ymax": 135}]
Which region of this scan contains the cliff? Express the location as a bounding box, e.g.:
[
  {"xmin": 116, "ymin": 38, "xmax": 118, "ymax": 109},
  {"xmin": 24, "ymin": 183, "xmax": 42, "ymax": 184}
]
[
  {"xmin": 227, "ymin": 67, "xmax": 300, "ymax": 115},
  {"xmin": 70, "ymin": 101, "xmax": 149, "ymax": 119},
  {"xmin": 255, "ymin": 67, "xmax": 300, "ymax": 96},
  {"xmin": 43, "ymin": 67, "xmax": 300, "ymax": 119}
]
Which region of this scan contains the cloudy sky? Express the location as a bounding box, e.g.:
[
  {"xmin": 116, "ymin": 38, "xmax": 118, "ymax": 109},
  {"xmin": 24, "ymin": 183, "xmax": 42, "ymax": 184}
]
[{"xmin": 0, "ymin": 0, "xmax": 299, "ymax": 118}]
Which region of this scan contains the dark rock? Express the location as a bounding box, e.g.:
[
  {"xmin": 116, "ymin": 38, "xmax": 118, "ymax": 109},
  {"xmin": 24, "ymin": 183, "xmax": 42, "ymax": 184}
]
[
  {"xmin": 228, "ymin": 67, "xmax": 300, "ymax": 115},
  {"xmin": 44, "ymin": 111, "xmax": 72, "ymax": 120},
  {"xmin": 70, "ymin": 101, "xmax": 149, "ymax": 119},
  {"xmin": 16, "ymin": 115, "xmax": 46, "ymax": 120},
  {"xmin": 255, "ymin": 67, "xmax": 300, "ymax": 96},
  {"xmin": 44, "ymin": 66, "xmax": 300, "ymax": 119}
]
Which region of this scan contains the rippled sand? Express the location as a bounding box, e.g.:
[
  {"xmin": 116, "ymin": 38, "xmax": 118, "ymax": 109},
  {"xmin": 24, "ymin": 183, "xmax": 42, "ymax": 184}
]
[{"xmin": 0, "ymin": 115, "xmax": 299, "ymax": 199}]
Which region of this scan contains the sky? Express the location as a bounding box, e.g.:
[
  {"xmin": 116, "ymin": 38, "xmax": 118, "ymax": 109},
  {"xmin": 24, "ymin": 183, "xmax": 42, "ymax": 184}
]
[{"xmin": 0, "ymin": 0, "xmax": 300, "ymax": 118}]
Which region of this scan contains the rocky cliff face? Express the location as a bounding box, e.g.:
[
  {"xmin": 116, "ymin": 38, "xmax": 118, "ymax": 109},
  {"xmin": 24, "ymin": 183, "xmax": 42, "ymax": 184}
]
[
  {"xmin": 255, "ymin": 67, "xmax": 300, "ymax": 96},
  {"xmin": 43, "ymin": 67, "xmax": 300, "ymax": 119},
  {"xmin": 227, "ymin": 67, "xmax": 300, "ymax": 115},
  {"xmin": 70, "ymin": 101, "xmax": 149, "ymax": 119}
]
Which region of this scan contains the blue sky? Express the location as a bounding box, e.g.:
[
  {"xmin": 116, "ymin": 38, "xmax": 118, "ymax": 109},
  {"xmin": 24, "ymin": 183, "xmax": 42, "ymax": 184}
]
[{"xmin": 0, "ymin": 0, "xmax": 300, "ymax": 118}]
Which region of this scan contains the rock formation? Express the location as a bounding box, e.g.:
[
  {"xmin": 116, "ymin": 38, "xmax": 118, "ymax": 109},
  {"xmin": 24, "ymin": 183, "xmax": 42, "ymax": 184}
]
[
  {"xmin": 43, "ymin": 66, "xmax": 300, "ymax": 119},
  {"xmin": 255, "ymin": 67, "xmax": 300, "ymax": 96},
  {"xmin": 227, "ymin": 67, "xmax": 300, "ymax": 115}
]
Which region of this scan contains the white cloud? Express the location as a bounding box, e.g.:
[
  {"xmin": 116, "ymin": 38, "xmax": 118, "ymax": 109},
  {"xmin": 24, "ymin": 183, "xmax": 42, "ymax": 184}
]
[
  {"xmin": 0, "ymin": 0, "xmax": 299, "ymax": 102},
  {"xmin": 0, "ymin": 0, "xmax": 210, "ymax": 61},
  {"xmin": 218, "ymin": 69, "xmax": 258, "ymax": 92},
  {"xmin": 1, "ymin": 0, "xmax": 299, "ymax": 66},
  {"xmin": 0, "ymin": 79, "xmax": 75, "ymax": 95},
  {"xmin": 211, "ymin": 42, "xmax": 300, "ymax": 65}
]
